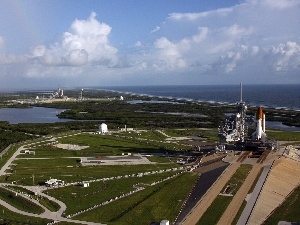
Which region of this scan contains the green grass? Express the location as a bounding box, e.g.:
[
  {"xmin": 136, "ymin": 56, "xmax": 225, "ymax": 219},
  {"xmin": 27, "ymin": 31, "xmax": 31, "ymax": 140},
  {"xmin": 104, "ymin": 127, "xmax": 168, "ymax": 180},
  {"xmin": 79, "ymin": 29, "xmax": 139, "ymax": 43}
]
[
  {"xmin": 0, "ymin": 187, "xmax": 44, "ymax": 214},
  {"xmin": 3, "ymin": 156, "xmax": 178, "ymax": 185},
  {"xmin": 197, "ymin": 164, "xmax": 253, "ymax": 225},
  {"xmin": 0, "ymin": 130, "xmax": 199, "ymax": 223},
  {"xmin": 0, "ymin": 145, "xmax": 19, "ymax": 169},
  {"xmin": 232, "ymin": 200, "xmax": 247, "ymax": 225},
  {"xmin": 118, "ymin": 130, "xmax": 167, "ymax": 141},
  {"xmin": 231, "ymin": 166, "xmax": 263, "ymax": 224},
  {"xmin": 45, "ymin": 171, "xmax": 181, "ymax": 215},
  {"xmin": 57, "ymin": 133, "xmax": 167, "ymax": 155},
  {"xmin": 223, "ymin": 164, "xmax": 253, "ymax": 195},
  {"xmin": 197, "ymin": 195, "xmax": 232, "ymax": 225},
  {"xmin": 74, "ymin": 172, "xmax": 198, "ymax": 225},
  {"xmin": 164, "ymin": 128, "xmax": 219, "ymax": 142},
  {"xmin": 267, "ymin": 130, "xmax": 300, "ymax": 141},
  {"xmin": 38, "ymin": 197, "xmax": 61, "ymax": 212},
  {"xmin": 0, "ymin": 205, "xmax": 51, "ymax": 225},
  {"xmin": 263, "ymin": 185, "xmax": 300, "ymax": 224}
]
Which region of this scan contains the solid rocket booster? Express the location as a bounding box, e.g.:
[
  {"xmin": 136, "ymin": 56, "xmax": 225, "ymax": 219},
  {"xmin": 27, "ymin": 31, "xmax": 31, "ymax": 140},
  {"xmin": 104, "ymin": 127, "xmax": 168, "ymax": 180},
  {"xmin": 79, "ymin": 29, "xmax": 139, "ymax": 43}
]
[{"xmin": 252, "ymin": 107, "xmax": 266, "ymax": 141}]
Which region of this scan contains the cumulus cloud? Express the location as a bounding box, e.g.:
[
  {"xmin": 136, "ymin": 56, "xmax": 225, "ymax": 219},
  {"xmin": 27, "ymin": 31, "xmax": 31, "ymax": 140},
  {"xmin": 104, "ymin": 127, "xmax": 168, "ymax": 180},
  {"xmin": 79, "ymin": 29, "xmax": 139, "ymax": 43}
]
[
  {"xmin": 30, "ymin": 12, "xmax": 117, "ymax": 68},
  {"xmin": 1, "ymin": 0, "xmax": 300, "ymax": 87},
  {"xmin": 153, "ymin": 37, "xmax": 187, "ymax": 70},
  {"xmin": 211, "ymin": 42, "xmax": 300, "ymax": 75}
]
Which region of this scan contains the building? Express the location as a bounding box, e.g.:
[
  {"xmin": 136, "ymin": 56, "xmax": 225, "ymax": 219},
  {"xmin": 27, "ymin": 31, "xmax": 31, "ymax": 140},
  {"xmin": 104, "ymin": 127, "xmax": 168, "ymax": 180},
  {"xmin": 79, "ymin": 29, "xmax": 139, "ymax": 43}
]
[{"xmin": 99, "ymin": 123, "xmax": 108, "ymax": 133}]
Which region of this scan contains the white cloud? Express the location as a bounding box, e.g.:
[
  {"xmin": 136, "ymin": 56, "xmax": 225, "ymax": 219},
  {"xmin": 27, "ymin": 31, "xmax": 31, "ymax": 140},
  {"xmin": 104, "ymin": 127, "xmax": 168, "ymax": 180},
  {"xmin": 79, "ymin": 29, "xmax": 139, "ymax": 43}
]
[
  {"xmin": 30, "ymin": 12, "xmax": 117, "ymax": 68},
  {"xmin": 153, "ymin": 37, "xmax": 187, "ymax": 69},
  {"xmin": 65, "ymin": 49, "xmax": 88, "ymax": 66},
  {"xmin": 192, "ymin": 27, "xmax": 208, "ymax": 43},
  {"xmin": 262, "ymin": 0, "xmax": 300, "ymax": 9},
  {"xmin": 151, "ymin": 26, "xmax": 160, "ymax": 33},
  {"xmin": 1, "ymin": 0, "xmax": 300, "ymax": 87},
  {"xmin": 31, "ymin": 45, "xmax": 46, "ymax": 57},
  {"xmin": 0, "ymin": 36, "xmax": 4, "ymax": 50},
  {"xmin": 168, "ymin": 8, "xmax": 233, "ymax": 21},
  {"xmin": 211, "ymin": 42, "xmax": 300, "ymax": 75},
  {"xmin": 135, "ymin": 41, "xmax": 142, "ymax": 47}
]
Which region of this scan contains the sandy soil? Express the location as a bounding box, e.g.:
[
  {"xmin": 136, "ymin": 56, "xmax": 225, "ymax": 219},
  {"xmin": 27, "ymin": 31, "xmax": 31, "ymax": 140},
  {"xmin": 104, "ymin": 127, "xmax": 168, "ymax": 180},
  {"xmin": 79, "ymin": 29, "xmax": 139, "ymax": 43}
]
[{"xmin": 55, "ymin": 143, "xmax": 89, "ymax": 150}]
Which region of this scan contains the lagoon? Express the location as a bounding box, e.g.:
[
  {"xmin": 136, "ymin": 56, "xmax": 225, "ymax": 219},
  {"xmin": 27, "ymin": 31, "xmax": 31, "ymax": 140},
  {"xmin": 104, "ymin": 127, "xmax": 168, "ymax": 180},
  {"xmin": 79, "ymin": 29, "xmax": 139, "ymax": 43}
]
[
  {"xmin": 0, "ymin": 107, "xmax": 73, "ymax": 124},
  {"xmin": 0, "ymin": 107, "xmax": 299, "ymax": 131}
]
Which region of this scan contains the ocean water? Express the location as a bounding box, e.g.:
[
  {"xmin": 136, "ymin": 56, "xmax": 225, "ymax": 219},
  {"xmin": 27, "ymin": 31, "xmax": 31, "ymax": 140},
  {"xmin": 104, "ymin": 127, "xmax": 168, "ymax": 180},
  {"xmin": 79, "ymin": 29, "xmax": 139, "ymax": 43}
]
[{"xmin": 99, "ymin": 84, "xmax": 300, "ymax": 111}]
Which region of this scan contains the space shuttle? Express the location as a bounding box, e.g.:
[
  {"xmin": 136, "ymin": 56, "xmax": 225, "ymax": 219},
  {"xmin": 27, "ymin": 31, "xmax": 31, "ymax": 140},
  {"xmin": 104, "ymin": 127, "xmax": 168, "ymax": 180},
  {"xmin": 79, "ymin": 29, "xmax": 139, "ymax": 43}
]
[{"xmin": 252, "ymin": 107, "xmax": 267, "ymax": 142}]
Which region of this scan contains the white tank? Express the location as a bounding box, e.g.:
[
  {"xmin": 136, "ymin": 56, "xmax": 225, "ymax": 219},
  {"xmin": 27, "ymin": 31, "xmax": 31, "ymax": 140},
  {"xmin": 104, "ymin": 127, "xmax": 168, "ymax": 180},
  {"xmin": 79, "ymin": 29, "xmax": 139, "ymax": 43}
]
[
  {"xmin": 160, "ymin": 220, "xmax": 169, "ymax": 225},
  {"xmin": 99, "ymin": 123, "xmax": 108, "ymax": 133}
]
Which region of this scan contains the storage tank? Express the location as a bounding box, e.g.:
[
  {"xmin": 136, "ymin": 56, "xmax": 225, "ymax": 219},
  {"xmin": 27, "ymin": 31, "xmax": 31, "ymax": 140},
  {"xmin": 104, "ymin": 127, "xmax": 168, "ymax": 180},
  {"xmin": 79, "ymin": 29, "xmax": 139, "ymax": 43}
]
[
  {"xmin": 99, "ymin": 123, "xmax": 108, "ymax": 133},
  {"xmin": 160, "ymin": 220, "xmax": 169, "ymax": 225}
]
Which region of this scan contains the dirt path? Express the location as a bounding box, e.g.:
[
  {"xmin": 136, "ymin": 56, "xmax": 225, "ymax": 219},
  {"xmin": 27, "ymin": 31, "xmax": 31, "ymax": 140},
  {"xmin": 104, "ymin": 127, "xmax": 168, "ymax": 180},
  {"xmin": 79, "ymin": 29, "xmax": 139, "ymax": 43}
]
[
  {"xmin": 216, "ymin": 164, "xmax": 262, "ymax": 225},
  {"xmin": 181, "ymin": 162, "xmax": 240, "ymax": 225}
]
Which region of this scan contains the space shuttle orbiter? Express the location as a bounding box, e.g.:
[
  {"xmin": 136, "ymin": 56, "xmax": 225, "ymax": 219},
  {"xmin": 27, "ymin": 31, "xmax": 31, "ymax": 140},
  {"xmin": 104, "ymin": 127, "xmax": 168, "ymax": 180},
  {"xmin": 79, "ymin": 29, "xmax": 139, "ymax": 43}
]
[{"xmin": 252, "ymin": 107, "xmax": 267, "ymax": 142}]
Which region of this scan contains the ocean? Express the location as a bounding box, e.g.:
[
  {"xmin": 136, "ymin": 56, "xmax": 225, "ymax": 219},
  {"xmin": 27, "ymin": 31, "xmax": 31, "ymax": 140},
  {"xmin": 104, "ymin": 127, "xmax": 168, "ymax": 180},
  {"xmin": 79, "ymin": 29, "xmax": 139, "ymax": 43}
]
[{"xmin": 98, "ymin": 84, "xmax": 300, "ymax": 111}]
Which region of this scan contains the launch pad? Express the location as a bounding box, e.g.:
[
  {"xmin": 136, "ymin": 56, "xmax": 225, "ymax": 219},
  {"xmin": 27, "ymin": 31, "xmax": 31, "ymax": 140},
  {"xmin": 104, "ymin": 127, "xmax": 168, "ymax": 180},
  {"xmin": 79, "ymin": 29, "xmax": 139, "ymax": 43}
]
[{"xmin": 218, "ymin": 84, "xmax": 277, "ymax": 157}]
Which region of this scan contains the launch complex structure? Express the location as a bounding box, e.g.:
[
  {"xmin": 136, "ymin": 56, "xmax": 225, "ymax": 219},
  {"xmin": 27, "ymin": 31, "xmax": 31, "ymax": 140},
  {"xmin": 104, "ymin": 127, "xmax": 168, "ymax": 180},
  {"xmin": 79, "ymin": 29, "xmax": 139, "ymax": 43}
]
[
  {"xmin": 218, "ymin": 83, "xmax": 248, "ymax": 143},
  {"xmin": 218, "ymin": 83, "xmax": 273, "ymax": 151}
]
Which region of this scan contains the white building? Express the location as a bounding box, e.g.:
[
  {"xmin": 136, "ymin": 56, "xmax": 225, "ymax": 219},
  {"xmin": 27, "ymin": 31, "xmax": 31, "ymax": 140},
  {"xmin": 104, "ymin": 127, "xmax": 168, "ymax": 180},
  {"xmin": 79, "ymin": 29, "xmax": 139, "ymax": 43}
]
[{"xmin": 99, "ymin": 123, "xmax": 108, "ymax": 133}]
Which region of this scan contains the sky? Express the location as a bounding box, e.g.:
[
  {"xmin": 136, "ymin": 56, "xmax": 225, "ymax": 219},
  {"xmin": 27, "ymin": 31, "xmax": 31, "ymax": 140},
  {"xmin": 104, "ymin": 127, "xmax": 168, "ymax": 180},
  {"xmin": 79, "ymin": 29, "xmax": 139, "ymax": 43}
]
[{"xmin": 0, "ymin": 0, "xmax": 299, "ymax": 90}]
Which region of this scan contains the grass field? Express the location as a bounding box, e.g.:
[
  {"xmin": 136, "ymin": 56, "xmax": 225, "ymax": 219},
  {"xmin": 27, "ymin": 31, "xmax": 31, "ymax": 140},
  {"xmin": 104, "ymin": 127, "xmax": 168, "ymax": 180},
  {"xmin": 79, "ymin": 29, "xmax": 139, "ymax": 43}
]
[
  {"xmin": 0, "ymin": 127, "xmax": 298, "ymax": 224},
  {"xmin": 196, "ymin": 164, "xmax": 253, "ymax": 225},
  {"xmin": 267, "ymin": 130, "xmax": 300, "ymax": 141},
  {"xmin": 0, "ymin": 204, "xmax": 51, "ymax": 225},
  {"xmin": 0, "ymin": 187, "xmax": 44, "ymax": 214},
  {"xmin": 0, "ymin": 131, "xmax": 200, "ymax": 224},
  {"xmin": 74, "ymin": 172, "xmax": 198, "ymax": 225},
  {"xmin": 45, "ymin": 171, "xmax": 182, "ymax": 215}
]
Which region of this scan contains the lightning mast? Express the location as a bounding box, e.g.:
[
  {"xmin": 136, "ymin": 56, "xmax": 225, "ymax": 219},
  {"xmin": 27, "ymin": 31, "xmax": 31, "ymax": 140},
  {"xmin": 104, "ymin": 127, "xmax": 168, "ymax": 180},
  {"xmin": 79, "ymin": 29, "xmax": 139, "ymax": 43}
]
[{"xmin": 218, "ymin": 83, "xmax": 247, "ymax": 143}]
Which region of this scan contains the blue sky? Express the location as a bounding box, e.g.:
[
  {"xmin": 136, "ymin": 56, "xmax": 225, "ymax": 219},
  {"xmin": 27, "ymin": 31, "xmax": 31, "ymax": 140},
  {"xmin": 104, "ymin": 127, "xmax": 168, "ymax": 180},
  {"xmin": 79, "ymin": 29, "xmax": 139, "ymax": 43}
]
[{"xmin": 0, "ymin": 0, "xmax": 299, "ymax": 90}]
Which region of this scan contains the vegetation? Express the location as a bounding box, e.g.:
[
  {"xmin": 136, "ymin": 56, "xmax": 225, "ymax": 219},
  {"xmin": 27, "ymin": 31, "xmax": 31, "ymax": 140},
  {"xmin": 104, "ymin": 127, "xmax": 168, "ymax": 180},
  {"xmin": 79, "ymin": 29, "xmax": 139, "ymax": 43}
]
[
  {"xmin": 231, "ymin": 166, "xmax": 264, "ymax": 224},
  {"xmin": 0, "ymin": 204, "xmax": 51, "ymax": 225},
  {"xmin": 267, "ymin": 130, "xmax": 300, "ymax": 141},
  {"xmin": 46, "ymin": 171, "xmax": 182, "ymax": 215},
  {"xmin": 264, "ymin": 185, "xmax": 300, "ymax": 224},
  {"xmin": 38, "ymin": 197, "xmax": 61, "ymax": 212},
  {"xmin": 0, "ymin": 187, "xmax": 44, "ymax": 214},
  {"xmin": 74, "ymin": 173, "xmax": 198, "ymax": 225},
  {"xmin": 0, "ymin": 90, "xmax": 299, "ymax": 224},
  {"xmin": 196, "ymin": 195, "xmax": 232, "ymax": 225},
  {"xmin": 197, "ymin": 164, "xmax": 253, "ymax": 225}
]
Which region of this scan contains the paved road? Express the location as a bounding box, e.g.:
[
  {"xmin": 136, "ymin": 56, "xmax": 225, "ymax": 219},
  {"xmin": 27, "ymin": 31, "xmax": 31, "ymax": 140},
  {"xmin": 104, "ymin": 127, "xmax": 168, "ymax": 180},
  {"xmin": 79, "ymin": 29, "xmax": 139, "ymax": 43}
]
[
  {"xmin": 0, "ymin": 198, "xmax": 105, "ymax": 224},
  {"xmin": 237, "ymin": 165, "xmax": 271, "ymax": 225},
  {"xmin": 175, "ymin": 162, "xmax": 228, "ymax": 224},
  {"xmin": 217, "ymin": 164, "xmax": 262, "ymax": 225},
  {"xmin": 0, "ymin": 141, "xmax": 107, "ymax": 225},
  {"xmin": 0, "ymin": 146, "xmax": 23, "ymax": 176},
  {"xmin": 181, "ymin": 162, "xmax": 241, "ymax": 225}
]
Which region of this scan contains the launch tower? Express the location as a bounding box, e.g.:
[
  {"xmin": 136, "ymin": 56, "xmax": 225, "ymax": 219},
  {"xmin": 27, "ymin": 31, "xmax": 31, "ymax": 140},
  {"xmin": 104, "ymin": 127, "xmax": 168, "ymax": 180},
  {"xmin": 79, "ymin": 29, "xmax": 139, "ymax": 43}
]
[{"xmin": 218, "ymin": 83, "xmax": 247, "ymax": 142}]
